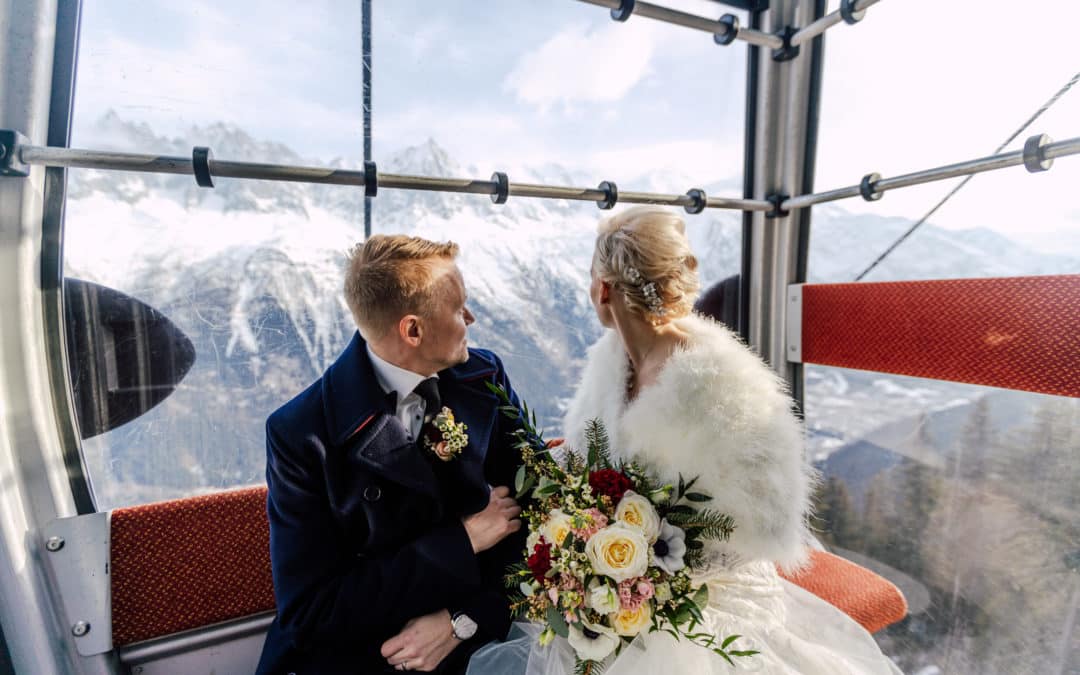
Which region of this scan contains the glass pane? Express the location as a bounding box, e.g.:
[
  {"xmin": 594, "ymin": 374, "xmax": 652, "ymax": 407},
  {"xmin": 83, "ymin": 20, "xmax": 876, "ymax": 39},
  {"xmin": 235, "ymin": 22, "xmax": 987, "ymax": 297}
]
[
  {"xmin": 811, "ymin": 0, "xmax": 1080, "ymax": 282},
  {"xmin": 65, "ymin": 0, "xmax": 745, "ymax": 510},
  {"xmin": 806, "ymin": 367, "xmax": 1080, "ymax": 674},
  {"xmin": 66, "ymin": 0, "xmax": 366, "ymax": 509}
]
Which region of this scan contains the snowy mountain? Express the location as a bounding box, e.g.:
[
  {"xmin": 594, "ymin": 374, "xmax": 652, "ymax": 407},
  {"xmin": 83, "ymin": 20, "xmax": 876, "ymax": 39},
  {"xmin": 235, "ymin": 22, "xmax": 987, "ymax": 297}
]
[{"xmin": 63, "ymin": 112, "xmax": 1079, "ymax": 507}]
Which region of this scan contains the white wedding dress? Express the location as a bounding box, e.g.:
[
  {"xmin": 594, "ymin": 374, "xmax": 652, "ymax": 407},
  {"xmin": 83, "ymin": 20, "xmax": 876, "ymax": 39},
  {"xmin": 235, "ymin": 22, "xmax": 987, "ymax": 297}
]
[
  {"xmin": 468, "ymin": 560, "xmax": 903, "ymax": 674},
  {"xmin": 468, "ymin": 316, "xmax": 904, "ymax": 674}
]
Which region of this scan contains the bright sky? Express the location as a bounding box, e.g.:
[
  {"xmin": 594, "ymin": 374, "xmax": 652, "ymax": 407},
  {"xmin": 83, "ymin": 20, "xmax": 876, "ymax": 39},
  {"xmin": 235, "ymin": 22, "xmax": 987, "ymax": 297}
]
[{"xmin": 72, "ymin": 0, "xmax": 1080, "ymax": 256}]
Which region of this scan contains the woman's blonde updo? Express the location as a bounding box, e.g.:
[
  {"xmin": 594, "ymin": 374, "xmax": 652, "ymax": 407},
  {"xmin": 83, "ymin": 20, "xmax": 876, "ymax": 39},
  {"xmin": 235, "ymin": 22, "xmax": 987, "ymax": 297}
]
[{"xmin": 592, "ymin": 205, "xmax": 700, "ymax": 322}]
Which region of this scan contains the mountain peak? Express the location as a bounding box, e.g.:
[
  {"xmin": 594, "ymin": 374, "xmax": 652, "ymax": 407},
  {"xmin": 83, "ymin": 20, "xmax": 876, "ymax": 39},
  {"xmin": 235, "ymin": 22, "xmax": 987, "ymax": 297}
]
[{"xmin": 384, "ymin": 137, "xmax": 458, "ymax": 177}]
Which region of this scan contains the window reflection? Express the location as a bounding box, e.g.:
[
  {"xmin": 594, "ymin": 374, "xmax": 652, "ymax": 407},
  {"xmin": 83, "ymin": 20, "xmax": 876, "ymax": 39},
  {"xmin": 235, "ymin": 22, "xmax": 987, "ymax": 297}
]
[{"xmin": 807, "ymin": 365, "xmax": 1080, "ymax": 674}]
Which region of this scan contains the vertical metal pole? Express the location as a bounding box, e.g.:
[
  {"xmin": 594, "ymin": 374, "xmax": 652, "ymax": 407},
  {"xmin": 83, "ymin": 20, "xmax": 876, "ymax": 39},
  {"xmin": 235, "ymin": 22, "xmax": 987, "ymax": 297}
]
[
  {"xmin": 362, "ymin": 0, "xmax": 372, "ymax": 239},
  {"xmin": 0, "ymin": 0, "xmax": 114, "ymax": 672},
  {"xmin": 743, "ymin": 0, "xmax": 821, "ymax": 395}
]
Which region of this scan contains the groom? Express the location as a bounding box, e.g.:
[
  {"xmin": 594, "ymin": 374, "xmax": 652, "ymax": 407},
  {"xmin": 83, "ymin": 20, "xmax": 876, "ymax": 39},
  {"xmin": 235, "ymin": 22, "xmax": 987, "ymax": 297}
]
[{"xmin": 256, "ymin": 235, "xmax": 528, "ymax": 674}]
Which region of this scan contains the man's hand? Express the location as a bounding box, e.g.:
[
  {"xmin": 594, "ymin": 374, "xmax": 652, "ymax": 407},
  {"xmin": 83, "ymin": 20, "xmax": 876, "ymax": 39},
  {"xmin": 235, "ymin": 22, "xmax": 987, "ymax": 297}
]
[
  {"xmin": 381, "ymin": 609, "xmax": 458, "ymax": 672},
  {"xmin": 462, "ymin": 486, "xmax": 521, "ymax": 554}
]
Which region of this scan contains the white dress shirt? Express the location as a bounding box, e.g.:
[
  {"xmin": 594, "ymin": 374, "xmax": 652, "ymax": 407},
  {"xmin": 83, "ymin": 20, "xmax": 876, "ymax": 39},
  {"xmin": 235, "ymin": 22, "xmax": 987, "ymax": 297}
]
[{"xmin": 366, "ymin": 345, "xmax": 436, "ymax": 443}]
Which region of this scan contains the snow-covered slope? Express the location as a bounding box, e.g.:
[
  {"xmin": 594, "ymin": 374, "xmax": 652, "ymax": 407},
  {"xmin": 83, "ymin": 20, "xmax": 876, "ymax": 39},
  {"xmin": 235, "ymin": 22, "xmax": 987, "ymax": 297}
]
[{"xmin": 63, "ymin": 113, "xmax": 1079, "ymax": 505}]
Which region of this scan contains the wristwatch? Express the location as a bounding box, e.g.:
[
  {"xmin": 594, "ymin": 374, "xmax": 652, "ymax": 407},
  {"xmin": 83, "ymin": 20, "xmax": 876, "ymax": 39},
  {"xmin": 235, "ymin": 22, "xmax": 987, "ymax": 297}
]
[{"xmin": 450, "ymin": 611, "xmax": 478, "ymax": 641}]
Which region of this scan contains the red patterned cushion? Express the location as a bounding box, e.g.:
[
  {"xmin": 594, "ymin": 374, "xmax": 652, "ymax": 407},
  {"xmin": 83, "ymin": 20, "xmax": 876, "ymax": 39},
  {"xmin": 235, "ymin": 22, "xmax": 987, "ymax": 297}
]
[
  {"xmin": 110, "ymin": 486, "xmax": 275, "ymax": 646},
  {"xmin": 110, "ymin": 488, "xmax": 905, "ymax": 644},
  {"xmin": 779, "ymin": 549, "xmax": 907, "ymax": 634},
  {"xmin": 802, "ymin": 275, "xmax": 1080, "ymax": 398}
]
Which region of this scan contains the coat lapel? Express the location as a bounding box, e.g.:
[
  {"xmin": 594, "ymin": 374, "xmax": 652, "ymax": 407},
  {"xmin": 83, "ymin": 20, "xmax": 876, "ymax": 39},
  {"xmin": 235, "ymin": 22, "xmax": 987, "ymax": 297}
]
[
  {"xmin": 322, "ymin": 332, "xmax": 440, "ymax": 501},
  {"xmin": 438, "ymin": 355, "xmax": 499, "ymax": 497}
]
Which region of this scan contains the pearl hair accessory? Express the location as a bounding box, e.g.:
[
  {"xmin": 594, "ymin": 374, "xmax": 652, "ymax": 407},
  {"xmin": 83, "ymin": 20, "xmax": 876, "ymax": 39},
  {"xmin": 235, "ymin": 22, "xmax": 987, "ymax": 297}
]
[{"xmin": 625, "ymin": 267, "xmax": 666, "ymax": 316}]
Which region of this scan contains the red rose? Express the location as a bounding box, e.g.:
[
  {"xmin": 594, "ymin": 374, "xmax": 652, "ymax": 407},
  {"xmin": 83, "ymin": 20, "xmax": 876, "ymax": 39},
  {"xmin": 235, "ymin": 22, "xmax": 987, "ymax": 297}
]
[
  {"xmin": 588, "ymin": 469, "xmax": 634, "ymax": 502},
  {"xmin": 526, "ymin": 542, "xmax": 552, "ymax": 583}
]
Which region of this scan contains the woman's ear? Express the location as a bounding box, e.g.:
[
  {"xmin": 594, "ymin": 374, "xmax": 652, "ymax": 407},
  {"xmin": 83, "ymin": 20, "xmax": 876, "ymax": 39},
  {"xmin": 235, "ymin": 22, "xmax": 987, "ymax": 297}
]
[{"xmin": 599, "ymin": 281, "xmax": 612, "ymax": 304}]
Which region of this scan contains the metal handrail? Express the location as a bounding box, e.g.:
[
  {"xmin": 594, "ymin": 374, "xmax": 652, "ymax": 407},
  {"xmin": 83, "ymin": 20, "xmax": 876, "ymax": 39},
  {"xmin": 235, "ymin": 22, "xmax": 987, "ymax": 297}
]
[
  {"xmin": 14, "ymin": 142, "xmax": 772, "ymax": 213},
  {"xmin": 8, "ymin": 133, "xmax": 1077, "ymax": 215}
]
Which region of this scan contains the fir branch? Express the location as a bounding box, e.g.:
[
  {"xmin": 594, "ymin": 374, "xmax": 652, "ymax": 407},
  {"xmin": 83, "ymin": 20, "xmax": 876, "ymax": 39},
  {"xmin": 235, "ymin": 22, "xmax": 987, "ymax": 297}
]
[
  {"xmin": 665, "ymin": 509, "xmax": 735, "ymax": 541},
  {"xmin": 683, "ymin": 547, "xmax": 706, "ymax": 569},
  {"xmin": 486, "ymin": 382, "xmax": 547, "ymax": 450},
  {"xmin": 574, "ymin": 658, "xmax": 606, "ymax": 675},
  {"xmin": 504, "ymin": 562, "xmax": 531, "ymax": 589},
  {"xmin": 583, "ymin": 418, "xmax": 613, "ymax": 469}
]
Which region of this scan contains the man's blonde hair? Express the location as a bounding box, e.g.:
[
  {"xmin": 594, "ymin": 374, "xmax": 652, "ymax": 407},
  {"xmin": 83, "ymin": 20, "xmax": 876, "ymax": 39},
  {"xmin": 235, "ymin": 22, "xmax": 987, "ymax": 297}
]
[{"xmin": 344, "ymin": 234, "xmax": 460, "ymax": 339}]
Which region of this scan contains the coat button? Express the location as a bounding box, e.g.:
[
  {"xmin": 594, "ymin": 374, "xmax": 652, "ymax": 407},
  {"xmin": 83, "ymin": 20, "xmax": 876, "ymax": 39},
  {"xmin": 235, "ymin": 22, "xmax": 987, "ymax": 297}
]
[{"xmin": 363, "ymin": 486, "xmax": 382, "ymax": 502}]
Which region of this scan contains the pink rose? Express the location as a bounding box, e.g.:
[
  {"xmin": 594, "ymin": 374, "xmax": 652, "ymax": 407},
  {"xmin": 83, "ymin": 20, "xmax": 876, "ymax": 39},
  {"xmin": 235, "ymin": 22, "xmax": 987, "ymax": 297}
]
[
  {"xmin": 433, "ymin": 441, "xmax": 454, "ymax": 461},
  {"xmin": 548, "ymin": 587, "xmax": 559, "ymax": 604},
  {"xmin": 636, "ymin": 579, "xmax": 655, "ymax": 600}
]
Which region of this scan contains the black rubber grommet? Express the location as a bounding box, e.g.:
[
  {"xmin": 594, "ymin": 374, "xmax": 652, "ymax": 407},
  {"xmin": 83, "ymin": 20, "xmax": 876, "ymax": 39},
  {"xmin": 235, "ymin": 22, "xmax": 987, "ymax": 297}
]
[
  {"xmin": 490, "ymin": 171, "xmax": 509, "ymax": 204},
  {"xmin": 364, "ymin": 160, "xmax": 378, "ymax": 196},
  {"xmin": 192, "ymin": 146, "xmax": 214, "ymax": 188},
  {"xmin": 597, "ymin": 181, "xmax": 618, "ymax": 210},
  {"xmin": 859, "ymin": 172, "xmax": 883, "ymax": 201},
  {"xmin": 611, "ymin": 0, "xmax": 635, "ymax": 22},
  {"xmin": 771, "ymin": 26, "xmax": 800, "ymax": 61},
  {"xmin": 684, "ymin": 188, "xmax": 707, "ymax": 214},
  {"xmin": 840, "ymin": 0, "xmax": 865, "ymax": 25},
  {"xmin": 765, "ymin": 193, "xmax": 790, "ymax": 218},
  {"xmin": 1023, "ymin": 134, "xmax": 1053, "ymax": 173},
  {"xmin": 714, "ymin": 14, "xmax": 739, "ymax": 45}
]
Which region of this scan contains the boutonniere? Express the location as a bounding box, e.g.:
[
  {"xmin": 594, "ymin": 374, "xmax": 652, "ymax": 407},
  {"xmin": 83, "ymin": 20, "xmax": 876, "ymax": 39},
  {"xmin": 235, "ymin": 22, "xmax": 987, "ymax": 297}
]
[{"xmin": 423, "ymin": 406, "xmax": 469, "ymax": 462}]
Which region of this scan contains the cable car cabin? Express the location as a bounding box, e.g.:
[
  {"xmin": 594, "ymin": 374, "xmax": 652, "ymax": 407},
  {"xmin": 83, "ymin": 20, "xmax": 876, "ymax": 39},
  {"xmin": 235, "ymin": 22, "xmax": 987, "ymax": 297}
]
[{"xmin": 1, "ymin": 0, "xmax": 1077, "ymax": 673}]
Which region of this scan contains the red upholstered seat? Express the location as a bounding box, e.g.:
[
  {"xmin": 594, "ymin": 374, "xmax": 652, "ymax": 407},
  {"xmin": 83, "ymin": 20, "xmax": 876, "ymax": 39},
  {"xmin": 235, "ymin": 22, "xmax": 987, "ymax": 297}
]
[
  {"xmin": 110, "ymin": 486, "xmax": 275, "ymax": 646},
  {"xmin": 779, "ymin": 549, "xmax": 908, "ymax": 634},
  {"xmin": 109, "ymin": 488, "xmax": 905, "ymax": 646}
]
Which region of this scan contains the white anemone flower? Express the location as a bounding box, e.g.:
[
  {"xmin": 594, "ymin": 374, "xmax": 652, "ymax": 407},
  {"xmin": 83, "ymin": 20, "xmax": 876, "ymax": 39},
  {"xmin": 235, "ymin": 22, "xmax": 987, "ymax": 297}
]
[
  {"xmin": 652, "ymin": 519, "xmax": 687, "ymax": 574},
  {"xmin": 566, "ymin": 619, "xmax": 619, "ymax": 662}
]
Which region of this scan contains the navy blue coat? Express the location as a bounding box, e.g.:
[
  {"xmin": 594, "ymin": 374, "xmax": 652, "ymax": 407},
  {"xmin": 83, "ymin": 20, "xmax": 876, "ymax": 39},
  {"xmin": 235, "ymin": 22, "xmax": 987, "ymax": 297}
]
[{"xmin": 256, "ymin": 332, "xmax": 528, "ymax": 674}]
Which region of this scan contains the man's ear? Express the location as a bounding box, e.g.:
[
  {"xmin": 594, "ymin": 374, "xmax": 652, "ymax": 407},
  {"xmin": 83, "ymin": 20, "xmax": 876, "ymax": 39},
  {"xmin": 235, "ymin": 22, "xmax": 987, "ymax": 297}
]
[{"xmin": 398, "ymin": 314, "xmax": 423, "ymax": 347}]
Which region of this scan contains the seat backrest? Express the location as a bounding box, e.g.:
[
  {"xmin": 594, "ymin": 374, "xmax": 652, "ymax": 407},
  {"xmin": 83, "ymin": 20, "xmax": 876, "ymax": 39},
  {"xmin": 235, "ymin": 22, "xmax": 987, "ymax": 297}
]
[
  {"xmin": 110, "ymin": 486, "xmax": 275, "ymax": 646},
  {"xmin": 109, "ymin": 486, "xmax": 905, "ymax": 647}
]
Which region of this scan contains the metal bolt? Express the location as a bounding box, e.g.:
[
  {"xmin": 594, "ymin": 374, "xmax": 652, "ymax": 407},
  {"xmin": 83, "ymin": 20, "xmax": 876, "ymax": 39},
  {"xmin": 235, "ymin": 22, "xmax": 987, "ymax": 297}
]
[
  {"xmin": 72, "ymin": 621, "xmax": 90, "ymax": 637},
  {"xmin": 45, "ymin": 537, "xmax": 64, "ymax": 552}
]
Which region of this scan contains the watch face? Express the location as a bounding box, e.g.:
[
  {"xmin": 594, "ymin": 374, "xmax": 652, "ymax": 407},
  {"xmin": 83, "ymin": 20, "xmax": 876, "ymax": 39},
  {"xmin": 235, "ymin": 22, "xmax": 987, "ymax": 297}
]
[{"xmin": 453, "ymin": 613, "xmax": 478, "ymax": 640}]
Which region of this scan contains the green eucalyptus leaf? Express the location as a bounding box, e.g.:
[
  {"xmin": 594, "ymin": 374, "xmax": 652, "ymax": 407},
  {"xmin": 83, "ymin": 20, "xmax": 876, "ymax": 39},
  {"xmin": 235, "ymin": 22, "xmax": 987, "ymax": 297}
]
[
  {"xmin": 546, "ymin": 606, "xmax": 570, "ymax": 638},
  {"xmin": 692, "ymin": 585, "xmax": 710, "ymax": 610}
]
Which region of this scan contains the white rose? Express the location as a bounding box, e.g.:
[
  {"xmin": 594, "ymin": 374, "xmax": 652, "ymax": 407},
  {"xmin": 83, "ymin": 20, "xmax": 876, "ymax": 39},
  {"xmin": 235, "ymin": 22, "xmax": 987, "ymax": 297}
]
[
  {"xmin": 541, "ymin": 509, "xmax": 574, "ymax": 547},
  {"xmin": 615, "ymin": 491, "xmax": 662, "ymax": 543},
  {"xmin": 585, "ymin": 523, "xmax": 649, "ymax": 583},
  {"xmin": 610, "ymin": 602, "xmax": 653, "ymax": 637},
  {"xmin": 566, "ymin": 620, "xmax": 619, "ymax": 662},
  {"xmin": 586, "ymin": 580, "xmax": 620, "ymax": 615}
]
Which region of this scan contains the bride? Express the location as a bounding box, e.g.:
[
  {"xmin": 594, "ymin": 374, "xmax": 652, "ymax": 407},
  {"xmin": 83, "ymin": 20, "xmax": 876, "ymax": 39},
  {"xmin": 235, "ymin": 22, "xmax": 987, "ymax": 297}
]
[{"xmin": 468, "ymin": 206, "xmax": 902, "ymax": 674}]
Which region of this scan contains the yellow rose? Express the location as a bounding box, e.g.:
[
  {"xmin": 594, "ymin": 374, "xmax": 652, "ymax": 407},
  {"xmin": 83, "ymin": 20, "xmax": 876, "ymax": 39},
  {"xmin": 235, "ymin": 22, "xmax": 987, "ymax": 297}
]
[
  {"xmin": 541, "ymin": 509, "xmax": 574, "ymax": 547},
  {"xmin": 610, "ymin": 602, "xmax": 653, "ymax": 637},
  {"xmin": 615, "ymin": 491, "xmax": 661, "ymax": 543},
  {"xmin": 585, "ymin": 523, "xmax": 649, "ymax": 582}
]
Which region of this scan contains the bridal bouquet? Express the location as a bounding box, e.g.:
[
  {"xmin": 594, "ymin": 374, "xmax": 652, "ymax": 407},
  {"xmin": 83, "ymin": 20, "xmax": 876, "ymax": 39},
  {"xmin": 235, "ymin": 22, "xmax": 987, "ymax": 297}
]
[{"xmin": 489, "ymin": 384, "xmax": 759, "ymax": 673}]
